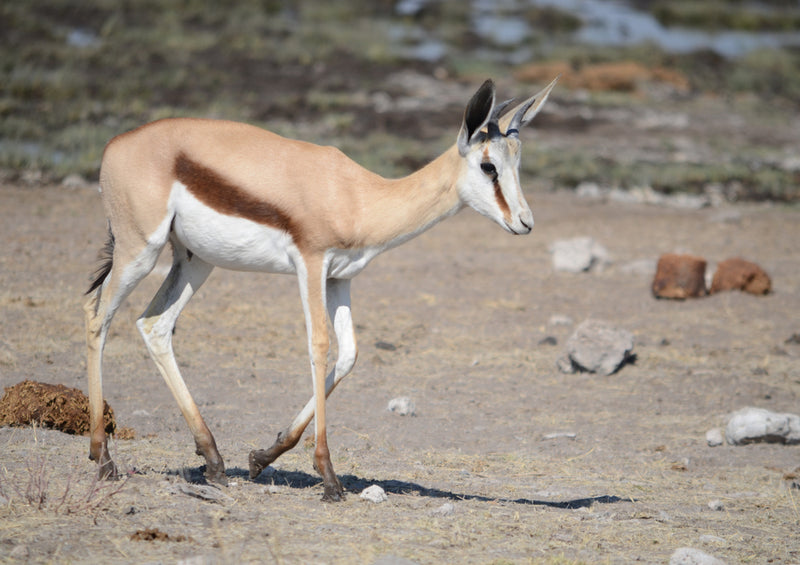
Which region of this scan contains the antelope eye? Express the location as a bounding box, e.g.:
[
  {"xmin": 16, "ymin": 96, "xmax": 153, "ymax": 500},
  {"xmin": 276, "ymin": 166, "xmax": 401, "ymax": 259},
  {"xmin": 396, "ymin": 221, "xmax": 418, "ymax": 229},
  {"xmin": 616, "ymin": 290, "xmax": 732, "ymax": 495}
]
[{"xmin": 480, "ymin": 162, "xmax": 497, "ymax": 176}]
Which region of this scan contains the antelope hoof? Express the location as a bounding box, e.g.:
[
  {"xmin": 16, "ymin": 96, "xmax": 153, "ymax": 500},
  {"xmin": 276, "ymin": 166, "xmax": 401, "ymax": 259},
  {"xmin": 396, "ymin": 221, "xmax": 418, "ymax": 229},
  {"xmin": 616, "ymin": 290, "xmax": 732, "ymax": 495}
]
[
  {"xmin": 249, "ymin": 449, "xmax": 268, "ymax": 479},
  {"xmin": 322, "ymin": 478, "xmax": 345, "ymax": 502},
  {"xmin": 248, "ymin": 446, "xmax": 282, "ymax": 480},
  {"xmin": 204, "ymin": 459, "xmax": 227, "ymax": 486},
  {"xmin": 97, "ymin": 457, "xmax": 118, "ymax": 481}
]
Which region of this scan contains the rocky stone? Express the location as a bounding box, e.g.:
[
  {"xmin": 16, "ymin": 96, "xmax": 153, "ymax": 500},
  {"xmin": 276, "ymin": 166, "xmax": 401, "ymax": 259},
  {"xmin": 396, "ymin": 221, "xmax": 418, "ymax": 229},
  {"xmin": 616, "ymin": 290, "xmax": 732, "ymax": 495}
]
[
  {"xmin": 431, "ymin": 502, "xmax": 455, "ymax": 516},
  {"xmin": 360, "ymin": 485, "xmax": 388, "ymax": 503},
  {"xmin": 550, "ymin": 237, "xmax": 610, "ymax": 273},
  {"xmin": 652, "ymin": 253, "xmax": 707, "ymax": 299},
  {"xmin": 670, "ymin": 547, "xmax": 727, "ymax": 565},
  {"xmin": 559, "ymin": 319, "xmax": 634, "ymax": 376},
  {"xmin": 387, "ymin": 397, "xmax": 416, "ymax": 416},
  {"xmin": 725, "ymin": 407, "xmax": 800, "ymax": 445},
  {"xmin": 705, "ymin": 428, "xmax": 724, "ymax": 447},
  {"xmin": 710, "ymin": 258, "xmax": 771, "ymax": 295}
]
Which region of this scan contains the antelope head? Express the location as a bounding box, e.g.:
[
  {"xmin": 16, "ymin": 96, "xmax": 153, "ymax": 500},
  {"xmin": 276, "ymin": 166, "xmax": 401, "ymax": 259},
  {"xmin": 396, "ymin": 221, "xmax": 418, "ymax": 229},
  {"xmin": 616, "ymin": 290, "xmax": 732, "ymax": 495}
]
[{"xmin": 456, "ymin": 77, "xmax": 558, "ymax": 235}]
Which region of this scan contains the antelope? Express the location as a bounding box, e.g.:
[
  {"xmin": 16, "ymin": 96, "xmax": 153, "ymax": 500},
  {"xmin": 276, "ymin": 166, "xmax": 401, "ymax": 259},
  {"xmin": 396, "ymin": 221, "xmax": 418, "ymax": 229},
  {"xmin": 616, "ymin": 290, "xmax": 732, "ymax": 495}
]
[{"xmin": 84, "ymin": 77, "xmax": 558, "ymax": 501}]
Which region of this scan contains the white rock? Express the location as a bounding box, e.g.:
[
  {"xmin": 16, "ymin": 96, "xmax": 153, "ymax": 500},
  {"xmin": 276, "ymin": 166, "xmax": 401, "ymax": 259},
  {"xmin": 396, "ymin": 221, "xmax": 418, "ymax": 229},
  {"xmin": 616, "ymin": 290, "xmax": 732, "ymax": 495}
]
[
  {"xmin": 387, "ymin": 397, "xmax": 416, "ymax": 416},
  {"xmin": 549, "ymin": 237, "xmax": 611, "ymax": 273},
  {"xmin": 548, "ymin": 314, "xmax": 574, "ymax": 327},
  {"xmin": 360, "ymin": 485, "xmax": 388, "ymax": 503},
  {"xmin": 560, "ymin": 319, "xmax": 634, "ymax": 376},
  {"xmin": 707, "ymin": 499, "xmax": 724, "ymax": 511},
  {"xmin": 725, "ymin": 407, "xmax": 800, "ymax": 445},
  {"xmin": 670, "ymin": 547, "xmax": 727, "ymax": 565},
  {"xmin": 61, "ymin": 173, "xmax": 89, "ymax": 189},
  {"xmin": 431, "ymin": 502, "xmax": 455, "ymax": 516},
  {"xmin": 542, "ymin": 431, "xmax": 577, "ymax": 440},
  {"xmin": 699, "ymin": 534, "xmax": 726, "ymax": 545},
  {"xmin": 705, "ymin": 428, "xmax": 724, "ymax": 447}
]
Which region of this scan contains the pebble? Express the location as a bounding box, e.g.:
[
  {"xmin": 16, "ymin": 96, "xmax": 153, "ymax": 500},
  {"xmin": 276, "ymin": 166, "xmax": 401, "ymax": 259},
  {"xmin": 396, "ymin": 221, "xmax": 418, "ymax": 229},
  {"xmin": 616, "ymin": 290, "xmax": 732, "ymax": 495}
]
[
  {"xmin": 669, "ymin": 547, "xmax": 727, "ymax": 565},
  {"xmin": 549, "ymin": 237, "xmax": 611, "ymax": 273},
  {"xmin": 548, "ymin": 314, "xmax": 574, "ymax": 327},
  {"xmin": 542, "ymin": 431, "xmax": 577, "ymax": 440},
  {"xmin": 360, "ymin": 485, "xmax": 388, "ymax": 503},
  {"xmin": 387, "ymin": 397, "xmax": 416, "ymax": 416},
  {"xmin": 725, "ymin": 407, "xmax": 800, "ymax": 445},
  {"xmin": 558, "ymin": 319, "xmax": 634, "ymax": 376},
  {"xmin": 431, "ymin": 501, "xmax": 455, "ymax": 516},
  {"xmin": 707, "ymin": 499, "xmax": 724, "ymax": 511},
  {"xmin": 705, "ymin": 428, "xmax": 724, "ymax": 447}
]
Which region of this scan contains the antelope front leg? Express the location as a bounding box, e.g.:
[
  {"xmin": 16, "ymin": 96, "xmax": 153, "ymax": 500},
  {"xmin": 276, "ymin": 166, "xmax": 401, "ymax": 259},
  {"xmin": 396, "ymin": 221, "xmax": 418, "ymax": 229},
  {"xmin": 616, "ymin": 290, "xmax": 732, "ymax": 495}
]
[
  {"xmin": 249, "ymin": 279, "xmax": 357, "ymax": 485},
  {"xmin": 302, "ymin": 259, "xmax": 344, "ymax": 501}
]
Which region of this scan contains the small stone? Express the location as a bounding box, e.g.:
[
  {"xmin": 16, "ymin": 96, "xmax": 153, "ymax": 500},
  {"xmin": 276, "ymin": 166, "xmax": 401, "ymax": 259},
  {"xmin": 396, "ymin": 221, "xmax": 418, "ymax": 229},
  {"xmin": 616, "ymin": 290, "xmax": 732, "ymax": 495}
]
[
  {"xmin": 61, "ymin": 173, "xmax": 89, "ymax": 189},
  {"xmin": 387, "ymin": 397, "xmax": 416, "ymax": 416},
  {"xmin": 360, "ymin": 485, "xmax": 388, "ymax": 503},
  {"xmin": 548, "ymin": 314, "xmax": 574, "ymax": 327},
  {"xmin": 725, "ymin": 407, "xmax": 800, "ymax": 445},
  {"xmin": 560, "ymin": 319, "xmax": 634, "ymax": 376},
  {"xmin": 431, "ymin": 501, "xmax": 455, "ymax": 516},
  {"xmin": 542, "ymin": 431, "xmax": 577, "ymax": 440},
  {"xmin": 550, "ymin": 237, "xmax": 610, "ymax": 273},
  {"xmin": 699, "ymin": 534, "xmax": 726, "ymax": 545},
  {"xmin": 556, "ymin": 356, "xmax": 576, "ymax": 374},
  {"xmin": 707, "ymin": 499, "xmax": 724, "ymax": 511},
  {"xmin": 710, "ymin": 258, "xmax": 771, "ymax": 295},
  {"xmin": 705, "ymin": 428, "xmax": 724, "ymax": 447},
  {"xmin": 669, "ymin": 547, "xmax": 728, "ymax": 565},
  {"xmin": 652, "ymin": 253, "xmax": 707, "ymax": 299}
]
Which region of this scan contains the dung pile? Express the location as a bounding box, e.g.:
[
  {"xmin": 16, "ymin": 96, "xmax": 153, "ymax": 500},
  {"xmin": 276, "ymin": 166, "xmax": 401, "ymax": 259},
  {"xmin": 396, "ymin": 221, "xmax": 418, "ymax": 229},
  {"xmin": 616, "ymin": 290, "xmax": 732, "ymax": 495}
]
[{"xmin": 0, "ymin": 380, "xmax": 115, "ymax": 435}]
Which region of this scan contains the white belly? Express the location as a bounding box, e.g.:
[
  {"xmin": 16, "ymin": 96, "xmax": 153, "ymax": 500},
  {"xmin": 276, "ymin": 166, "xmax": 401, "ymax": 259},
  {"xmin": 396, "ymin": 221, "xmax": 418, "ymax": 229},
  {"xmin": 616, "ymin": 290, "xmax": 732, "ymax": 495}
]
[
  {"xmin": 168, "ymin": 182, "xmax": 386, "ymax": 278},
  {"xmin": 170, "ymin": 183, "xmax": 297, "ymax": 274}
]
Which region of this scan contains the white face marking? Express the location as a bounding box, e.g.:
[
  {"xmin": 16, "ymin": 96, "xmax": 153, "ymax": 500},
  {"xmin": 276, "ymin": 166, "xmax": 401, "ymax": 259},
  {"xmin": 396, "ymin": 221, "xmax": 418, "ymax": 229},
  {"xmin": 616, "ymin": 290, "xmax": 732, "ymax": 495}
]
[{"xmin": 457, "ymin": 139, "xmax": 532, "ymax": 235}]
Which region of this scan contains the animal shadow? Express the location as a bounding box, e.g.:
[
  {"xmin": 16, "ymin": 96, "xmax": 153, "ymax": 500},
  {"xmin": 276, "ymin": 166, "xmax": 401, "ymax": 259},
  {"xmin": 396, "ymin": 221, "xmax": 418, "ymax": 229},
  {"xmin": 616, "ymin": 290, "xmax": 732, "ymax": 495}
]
[{"xmin": 213, "ymin": 466, "xmax": 629, "ymax": 509}]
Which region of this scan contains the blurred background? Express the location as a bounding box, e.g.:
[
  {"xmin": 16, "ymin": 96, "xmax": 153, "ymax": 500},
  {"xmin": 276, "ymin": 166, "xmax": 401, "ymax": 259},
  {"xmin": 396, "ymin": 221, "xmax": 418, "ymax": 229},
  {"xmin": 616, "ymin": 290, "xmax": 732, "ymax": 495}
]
[{"xmin": 2, "ymin": 0, "xmax": 799, "ymax": 201}]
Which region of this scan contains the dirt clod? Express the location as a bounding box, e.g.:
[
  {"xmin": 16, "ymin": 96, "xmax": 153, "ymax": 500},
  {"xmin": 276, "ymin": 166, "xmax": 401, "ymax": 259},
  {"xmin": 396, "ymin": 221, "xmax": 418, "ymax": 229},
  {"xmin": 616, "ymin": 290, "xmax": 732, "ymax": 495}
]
[
  {"xmin": 0, "ymin": 380, "xmax": 115, "ymax": 435},
  {"xmin": 130, "ymin": 528, "xmax": 189, "ymax": 542},
  {"xmin": 652, "ymin": 253, "xmax": 707, "ymax": 299},
  {"xmin": 710, "ymin": 257, "xmax": 771, "ymax": 295}
]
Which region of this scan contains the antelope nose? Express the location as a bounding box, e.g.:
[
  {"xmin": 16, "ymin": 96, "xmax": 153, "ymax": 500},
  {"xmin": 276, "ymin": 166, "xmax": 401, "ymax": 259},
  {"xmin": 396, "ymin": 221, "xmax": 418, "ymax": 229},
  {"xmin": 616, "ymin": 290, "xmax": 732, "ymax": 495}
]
[{"xmin": 520, "ymin": 210, "xmax": 534, "ymax": 231}]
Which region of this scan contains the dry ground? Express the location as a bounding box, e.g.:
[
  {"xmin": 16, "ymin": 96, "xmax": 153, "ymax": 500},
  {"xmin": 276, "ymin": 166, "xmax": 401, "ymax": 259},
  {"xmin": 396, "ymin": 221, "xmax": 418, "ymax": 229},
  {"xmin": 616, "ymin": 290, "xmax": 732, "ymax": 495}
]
[{"xmin": 0, "ymin": 174, "xmax": 798, "ymax": 564}]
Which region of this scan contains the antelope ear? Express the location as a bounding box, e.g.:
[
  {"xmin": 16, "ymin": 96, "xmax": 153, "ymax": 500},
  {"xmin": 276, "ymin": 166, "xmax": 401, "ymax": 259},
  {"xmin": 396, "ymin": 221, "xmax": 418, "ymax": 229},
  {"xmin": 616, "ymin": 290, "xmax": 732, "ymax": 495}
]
[
  {"xmin": 501, "ymin": 75, "xmax": 559, "ymax": 136},
  {"xmin": 457, "ymin": 80, "xmax": 496, "ymax": 156}
]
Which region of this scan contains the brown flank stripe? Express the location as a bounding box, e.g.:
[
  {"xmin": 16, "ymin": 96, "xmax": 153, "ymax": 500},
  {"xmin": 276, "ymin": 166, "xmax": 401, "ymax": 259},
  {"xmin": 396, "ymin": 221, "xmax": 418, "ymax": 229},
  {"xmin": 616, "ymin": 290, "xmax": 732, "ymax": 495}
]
[{"xmin": 174, "ymin": 153, "xmax": 298, "ymax": 240}]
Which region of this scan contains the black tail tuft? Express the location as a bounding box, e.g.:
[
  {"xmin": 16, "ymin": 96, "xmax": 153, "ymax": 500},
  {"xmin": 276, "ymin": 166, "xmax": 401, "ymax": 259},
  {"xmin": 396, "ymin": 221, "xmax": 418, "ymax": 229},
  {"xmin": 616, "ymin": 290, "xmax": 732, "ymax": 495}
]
[{"xmin": 86, "ymin": 227, "xmax": 115, "ymax": 295}]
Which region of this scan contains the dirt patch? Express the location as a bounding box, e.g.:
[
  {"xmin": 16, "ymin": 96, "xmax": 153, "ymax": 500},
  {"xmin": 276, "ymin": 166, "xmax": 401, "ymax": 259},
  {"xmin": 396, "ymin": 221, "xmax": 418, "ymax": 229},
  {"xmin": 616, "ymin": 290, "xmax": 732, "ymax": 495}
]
[
  {"xmin": 0, "ymin": 380, "xmax": 115, "ymax": 435},
  {"xmin": 0, "ymin": 181, "xmax": 798, "ymax": 564}
]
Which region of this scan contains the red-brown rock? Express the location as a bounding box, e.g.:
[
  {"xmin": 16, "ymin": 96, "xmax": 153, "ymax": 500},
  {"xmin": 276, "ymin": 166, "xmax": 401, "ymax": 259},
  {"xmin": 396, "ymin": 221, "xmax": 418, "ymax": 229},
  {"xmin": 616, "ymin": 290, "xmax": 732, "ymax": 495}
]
[
  {"xmin": 710, "ymin": 258, "xmax": 771, "ymax": 295},
  {"xmin": 652, "ymin": 253, "xmax": 707, "ymax": 299}
]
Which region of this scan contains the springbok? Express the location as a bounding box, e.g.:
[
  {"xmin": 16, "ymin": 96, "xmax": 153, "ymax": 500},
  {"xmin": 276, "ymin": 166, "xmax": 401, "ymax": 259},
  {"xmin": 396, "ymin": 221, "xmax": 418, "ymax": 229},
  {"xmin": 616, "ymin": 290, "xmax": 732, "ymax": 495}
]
[{"xmin": 84, "ymin": 77, "xmax": 558, "ymax": 501}]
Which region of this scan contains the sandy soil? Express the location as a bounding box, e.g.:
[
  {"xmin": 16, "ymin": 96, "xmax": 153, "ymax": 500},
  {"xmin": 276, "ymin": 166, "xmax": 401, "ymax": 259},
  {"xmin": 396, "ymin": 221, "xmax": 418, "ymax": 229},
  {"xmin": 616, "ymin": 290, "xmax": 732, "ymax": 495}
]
[{"xmin": 1, "ymin": 111, "xmax": 799, "ymax": 563}]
